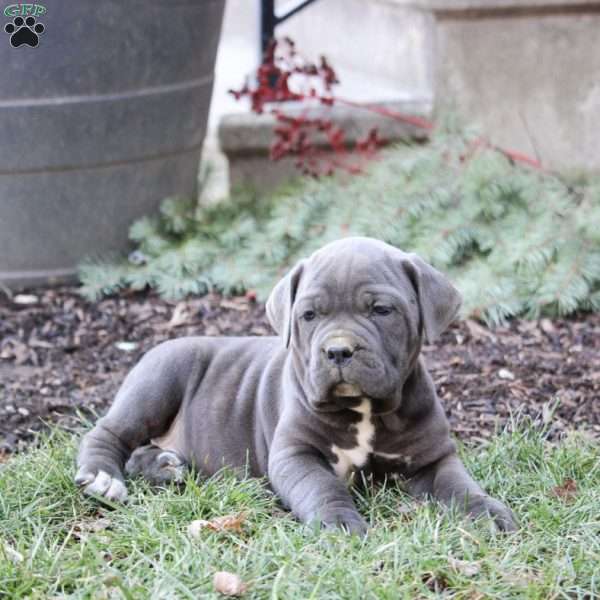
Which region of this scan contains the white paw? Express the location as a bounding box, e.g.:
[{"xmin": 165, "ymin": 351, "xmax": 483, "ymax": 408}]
[{"xmin": 76, "ymin": 469, "xmax": 128, "ymax": 502}]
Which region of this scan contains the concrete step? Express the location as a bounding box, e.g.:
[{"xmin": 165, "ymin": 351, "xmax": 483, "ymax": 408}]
[
  {"xmin": 217, "ymin": 98, "xmax": 432, "ymax": 191},
  {"xmin": 202, "ymin": 0, "xmax": 435, "ymax": 198}
]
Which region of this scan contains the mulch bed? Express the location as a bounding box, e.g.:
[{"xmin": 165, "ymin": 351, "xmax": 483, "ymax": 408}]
[{"xmin": 1, "ymin": 286, "xmax": 599, "ymax": 455}]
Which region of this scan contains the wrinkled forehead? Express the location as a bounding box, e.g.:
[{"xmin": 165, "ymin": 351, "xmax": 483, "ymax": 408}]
[{"xmin": 297, "ymin": 239, "xmax": 413, "ymax": 301}]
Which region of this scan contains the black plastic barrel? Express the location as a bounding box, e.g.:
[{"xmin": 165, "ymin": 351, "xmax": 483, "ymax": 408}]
[{"xmin": 0, "ymin": 0, "xmax": 225, "ymax": 288}]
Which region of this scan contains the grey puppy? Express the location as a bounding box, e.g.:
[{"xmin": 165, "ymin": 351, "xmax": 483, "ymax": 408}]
[{"xmin": 76, "ymin": 237, "xmax": 516, "ymax": 534}]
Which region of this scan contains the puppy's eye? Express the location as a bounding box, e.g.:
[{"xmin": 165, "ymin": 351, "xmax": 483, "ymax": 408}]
[
  {"xmin": 302, "ymin": 310, "xmax": 317, "ymax": 322},
  {"xmin": 372, "ymin": 305, "xmax": 393, "ymax": 316}
]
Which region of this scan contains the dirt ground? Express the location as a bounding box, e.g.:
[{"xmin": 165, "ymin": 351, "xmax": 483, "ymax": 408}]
[{"xmin": 1, "ymin": 286, "xmax": 599, "ymax": 455}]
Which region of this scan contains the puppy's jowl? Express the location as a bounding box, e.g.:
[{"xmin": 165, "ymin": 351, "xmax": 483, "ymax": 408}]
[{"xmin": 76, "ymin": 237, "xmax": 516, "ymax": 534}]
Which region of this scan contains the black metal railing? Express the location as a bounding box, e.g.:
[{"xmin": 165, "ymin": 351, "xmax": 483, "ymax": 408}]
[{"xmin": 260, "ymin": 0, "xmax": 320, "ymax": 55}]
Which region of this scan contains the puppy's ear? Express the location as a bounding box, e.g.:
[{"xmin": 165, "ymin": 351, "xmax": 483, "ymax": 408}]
[
  {"xmin": 266, "ymin": 260, "xmax": 306, "ymax": 348},
  {"xmin": 401, "ymin": 253, "xmax": 462, "ymax": 343}
]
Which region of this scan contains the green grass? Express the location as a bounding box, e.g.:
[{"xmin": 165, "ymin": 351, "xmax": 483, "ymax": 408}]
[{"xmin": 1, "ymin": 426, "xmax": 599, "ymax": 599}]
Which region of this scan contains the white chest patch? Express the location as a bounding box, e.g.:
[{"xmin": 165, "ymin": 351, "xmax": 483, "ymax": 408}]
[{"xmin": 330, "ymin": 399, "xmax": 375, "ymax": 479}]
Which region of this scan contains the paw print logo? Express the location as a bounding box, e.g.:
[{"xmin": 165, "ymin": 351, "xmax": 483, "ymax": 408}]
[{"xmin": 4, "ymin": 16, "xmax": 45, "ymax": 48}]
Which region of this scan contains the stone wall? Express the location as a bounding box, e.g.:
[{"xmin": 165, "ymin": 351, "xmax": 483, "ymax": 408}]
[
  {"xmin": 277, "ymin": 0, "xmax": 434, "ymax": 104},
  {"xmin": 217, "ymin": 0, "xmax": 600, "ymax": 191},
  {"xmin": 390, "ymin": 0, "xmax": 600, "ymax": 172}
]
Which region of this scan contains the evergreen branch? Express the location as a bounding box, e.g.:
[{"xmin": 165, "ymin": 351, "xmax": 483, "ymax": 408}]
[{"xmin": 78, "ymin": 130, "xmax": 600, "ymax": 325}]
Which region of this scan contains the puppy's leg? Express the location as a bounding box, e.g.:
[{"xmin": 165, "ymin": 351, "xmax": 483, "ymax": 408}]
[
  {"xmin": 75, "ymin": 340, "xmax": 198, "ymax": 501},
  {"xmin": 269, "ymin": 439, "xmax": 367, "ymax": 535},
  {"xmin": 125, "ymin": 445, "xmax": 187, "ymax": 485},
  {"xmin": 405, "ymin": 453, "xmax": 517, "ymax": 532}
]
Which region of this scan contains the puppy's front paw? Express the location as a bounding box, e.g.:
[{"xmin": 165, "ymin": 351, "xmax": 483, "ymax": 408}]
[
  {"xmin": 75, "ymin": 467, "xmax": 128, "ymax": 502},
  {"xmin": 467, "ymin": 495, "xmax": 517, "ymax": 532},
  {"xmin": 319, "ymin": 509, "xmax": 368, "ymax": 536}
]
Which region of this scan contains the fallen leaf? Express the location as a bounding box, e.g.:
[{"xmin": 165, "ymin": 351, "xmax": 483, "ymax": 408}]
[
  {"xmin": 448, "ymin": 556, "xmax": 481, "ymax": 577},
  {"xmin": 13, "ymin": 294, "xmax": 38, "ymax": 305},
  {"xmin": 466, "ymin": 319, "xmax": 497, "ymax": 342},
  {"xmin": 167, "ymin": 302, "xmax": 192, "ymax": 328},
  {"xmin": 103, "ymin": 573, "xmax": 124, "ymax": 587},
  {"xmin": 3, "ymin": 543, "xmax": 24, "ymax": 563},
  {"xmin": 539, "ymin": 318, "xmax": 556, "ymax": 334},
  {"xmin": 542, "ymin": 401, "xmax": 557, "ymax": 424},
  {"xmin": 73, "ymin": 517, "xmax": 112, "ymax": 541},
  {"xmin": 188, "ymin": 513, "xmax": 246, "ymax": 538},
  {"xmin": 220, "ymin": 299, "xmax": 248, "ymax": 312},
  {"xmin": 0, "ymin": 339, "xmax": 30, "ymax": 364},
  {"xmin": 213, "ymin": 571, "xmax": 248, "ymax": 596},
  {"xmin": 551, "ymin": 478, "xmax": 578, "ymax": 502},
  {"xmin": 502, "ymin": 569, "xmax": 542, "ymax": 586},
  {"xmin": 114, "ymin": 341, "xmax": 138, "ymax": 352},
  {"xmin": 498, "ymin": 368, "xmax": 515, "ymax": 380},
  {"xmin": 28, "ymin": 338, "xmax": 54, "ymax": 349}
]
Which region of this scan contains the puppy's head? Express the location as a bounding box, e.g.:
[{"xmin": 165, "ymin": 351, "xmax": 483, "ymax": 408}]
[{"xmin": 266, "ymin": 237, "xmax": 461, "ymax": 415}]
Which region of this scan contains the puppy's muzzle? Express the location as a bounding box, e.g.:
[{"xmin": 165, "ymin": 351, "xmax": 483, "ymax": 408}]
[{"xmin": 322, "ymin": 336, "xmax": 357, "ymax": 367}]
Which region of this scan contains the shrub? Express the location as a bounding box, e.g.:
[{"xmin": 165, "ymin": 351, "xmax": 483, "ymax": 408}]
[{"xmin": 80, "ymin": 129, "xmax": 600, "ymax": 325}]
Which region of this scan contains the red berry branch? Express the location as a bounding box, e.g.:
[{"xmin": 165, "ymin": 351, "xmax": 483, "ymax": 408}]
[
  {"xmin": 229, "ymin": 38, "xmax": 384, "ymax": 177},
  {"xmin": 229, "ymin": 38, "xmax": 543, "ymax": 177}
]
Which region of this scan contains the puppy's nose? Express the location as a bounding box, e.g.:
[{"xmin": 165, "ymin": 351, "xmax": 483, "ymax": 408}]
[{"xmin": 324, "ymin": 344, "xmax": 354, "ymax": 366}]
